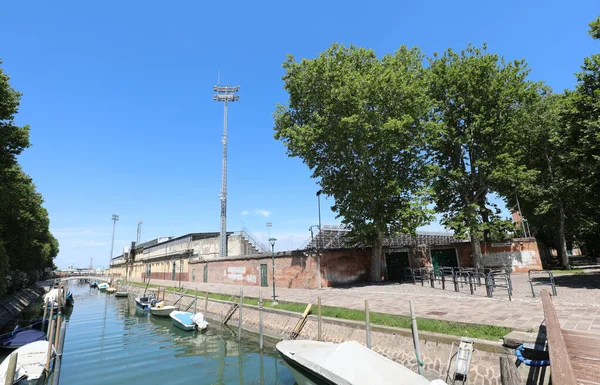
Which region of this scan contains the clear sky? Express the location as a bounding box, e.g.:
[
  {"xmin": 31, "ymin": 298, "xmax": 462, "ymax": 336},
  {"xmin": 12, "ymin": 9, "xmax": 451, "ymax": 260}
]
[{"xmin": 1, "ymin": 1, "xmax": 597, "ymax": 269}]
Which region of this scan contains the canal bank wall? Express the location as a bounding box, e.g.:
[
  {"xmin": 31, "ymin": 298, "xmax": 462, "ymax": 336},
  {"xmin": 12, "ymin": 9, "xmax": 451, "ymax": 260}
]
[
  {"xmin": 127, "ymin": 285, "xmax": 511, "ymax": 385},
  {"xmin": 0, "ymin": 286, "xmax": 46, "ymax": 329}
]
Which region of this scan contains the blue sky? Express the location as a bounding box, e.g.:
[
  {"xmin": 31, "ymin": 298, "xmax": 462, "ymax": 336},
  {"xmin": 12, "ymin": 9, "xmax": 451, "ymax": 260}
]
[{"xmin": 1, "ymin": 1, "xmax": 597, "ymax": 269}]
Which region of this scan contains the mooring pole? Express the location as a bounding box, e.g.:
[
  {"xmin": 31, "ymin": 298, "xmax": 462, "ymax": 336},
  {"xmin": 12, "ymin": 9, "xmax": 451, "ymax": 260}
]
[
  {"xmin": 318, "ymin": 296, "xmax": 322, "ymax": 342},
  {"xmin": 41, "ymin": 300, "xmax": 49, "ymax": 332},
  {"xmin": 205, "ymin": 291, "xmax": 209, "ymax": 314},
  {"xmin": 410, "ymin": 300, "xmax": 424, "ymax": 375},
  {"xmin": 238, "ymin": 287, "xmax": 243, "ymax": 341},
  {"xmin": 5, "ymin": 352, "xmax": 18, "ymax": 385},
  {"xmin": 365, "ymin": 299, "xmax": 371, "ymax": 349},
  {"xmin": 259, "ymin": 289, "xmax": 264, "ymax": 350},
  {"xmin": 194, "ymin": 290, "xmax": 198, "ymax": 314}
]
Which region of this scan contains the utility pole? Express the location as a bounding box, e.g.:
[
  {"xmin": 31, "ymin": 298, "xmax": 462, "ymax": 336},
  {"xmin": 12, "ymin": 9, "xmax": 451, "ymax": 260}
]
[
  {"xmin": 109, "ymin": 214, "xmax": 119, "ymax": 268},
  {"xmin": 213, "ymin": 83, "xmax": 240, "ymax": 258},
  {"xmin": 136, "ymin": 220, "xmax": 143, "ymax": 244}
]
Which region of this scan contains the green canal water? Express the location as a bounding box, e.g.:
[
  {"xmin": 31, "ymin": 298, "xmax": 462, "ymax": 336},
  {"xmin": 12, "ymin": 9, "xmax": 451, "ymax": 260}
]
[{"xmin": 6, "ymin": 282, "xmax": 296, "ymax": 385}]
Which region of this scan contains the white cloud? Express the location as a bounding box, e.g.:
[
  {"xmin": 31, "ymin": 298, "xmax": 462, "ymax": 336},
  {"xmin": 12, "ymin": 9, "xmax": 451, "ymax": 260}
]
[
  {"xmin": 254, "ymin": 209, "xmax": 271, "ymax": 218},
  {"xmin": 241, "ymin": 210, "xmax": 250, "ymax": 216}
]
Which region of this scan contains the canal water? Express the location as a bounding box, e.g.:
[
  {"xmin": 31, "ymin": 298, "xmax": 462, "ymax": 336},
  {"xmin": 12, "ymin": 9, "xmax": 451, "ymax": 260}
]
[{"xmin": 29, "ymin": 282, "xmax": 295, "ymax": 385}]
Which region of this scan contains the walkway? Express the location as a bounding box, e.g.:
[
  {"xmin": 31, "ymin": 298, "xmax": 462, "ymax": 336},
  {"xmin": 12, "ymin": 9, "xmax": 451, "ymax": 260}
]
[{"xmin": 131, "ymin": 269, "xmax": 600, "ymax": 334}]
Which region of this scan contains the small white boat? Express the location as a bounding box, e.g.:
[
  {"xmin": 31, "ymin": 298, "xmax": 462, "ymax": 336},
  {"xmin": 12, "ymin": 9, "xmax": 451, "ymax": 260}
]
[
  {"xmin": 276, "ymin": 340, "xmax": 435, "ymax": 385},
  {"xmin": 170, "ymin": 311, "xmax": 208, "ymax": 331},
  {"xmin": 105, "ymin": 287, "xmax": 116, "ymax": 294},
  {"xmin": 115, "ymin": 291, "xmax": 129, "ymax": 298},
  {"xmin": 150, "ymin": 304, "xmax": 177, "ymax": 317},
  {"xmin": 97, "ymin": 283, "xmax": 109, "ymax": 291},
  {"xmin": 0, "ymin": 341, "xmax": 55, "ymax": 385}
]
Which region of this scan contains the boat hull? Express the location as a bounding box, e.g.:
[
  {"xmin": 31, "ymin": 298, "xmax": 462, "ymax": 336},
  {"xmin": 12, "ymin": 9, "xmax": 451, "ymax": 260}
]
[
  {"xmin": 170, "ymin": 311, "xmax": 196, "ymax": 331},
  {"xmin": 150, "ymin": 306, "xmax": 176, "ymax": 317},
  {"xmin": 115, "ymin": 292, "xmax": 129, "ymax": 297},
  {"xmin": 0, "ymin": 341, "xmax": 53, "ymax": 385},
  {"xmin": 0, "ymin": 329, "xmax": 47, "ymax": 350}
]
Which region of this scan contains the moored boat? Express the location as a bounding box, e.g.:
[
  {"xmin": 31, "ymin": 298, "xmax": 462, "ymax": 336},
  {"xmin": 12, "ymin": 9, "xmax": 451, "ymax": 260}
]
[
  {"xmin": 170, "ymin": 311, "xmax": 209, "ymax": 331},
  {"xmin": 65, "ymin": 291, "xmax": 74, "ymax": 307},
  {"xmin": 97, "ymin": 282, "xmax": 109, "ymax": 291},
  {"xmin": 0, "ymin": 328, "xmax": 46, "ymax": 350},
  {"xmin": 106, "ymin": 287, "xmax": 116, "ymax": 294},
  {"xmin": 276, "ymin": 340, "xmax": 435, "ymax": 385},
  {"xmin": 0, "ymin": 340, "xmax": 55, "ymax": 385},
  {"xmin": 135, "ymin": 295, "xmax": 157, "ymax": 311},
  {"xmin": 90, "ymin": 281, "xmax": 98, "ymax": 288},
  {"xmin": 115, "ymin": 291, "xmax": 129, "ymax": 298},
  {"xmin": 192, "ymin": 312, "xmax": 209, "ymax": 331},
  {"xmin": 150, "ymin": 304, "xmax": 177, "ymax": 317}
]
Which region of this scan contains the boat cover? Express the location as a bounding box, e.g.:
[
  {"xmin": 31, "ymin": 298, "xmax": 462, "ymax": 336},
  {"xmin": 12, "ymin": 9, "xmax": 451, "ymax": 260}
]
[
  {"xmin": 0, "ymin": 329, "xmax": 47, "ymax": 349},
  {"xmin": 0, "ymin": 341, "xmax": 54, "ymax": 384},
  {"xmin": 277, "ymin": 340, "xmax": 433, "ymax": 385}
]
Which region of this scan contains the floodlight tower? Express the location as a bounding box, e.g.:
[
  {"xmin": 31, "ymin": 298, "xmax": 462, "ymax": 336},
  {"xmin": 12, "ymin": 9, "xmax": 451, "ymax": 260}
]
[
  {"xmin": 136, "ymin": 220, "xmax": 143, "ymax": 244},
  {"xmin": 109, "ymin": 214, "xmax": 119, "ymax": 266},
  {"xmin": 213, "ymin": 84, "xmax": 240, "ymax": 258}
]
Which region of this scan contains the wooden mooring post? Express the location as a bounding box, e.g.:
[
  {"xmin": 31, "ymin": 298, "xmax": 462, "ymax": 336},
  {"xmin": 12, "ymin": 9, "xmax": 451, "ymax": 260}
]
[
  {"xmin": 365, "ymin": 299, "xmax": 371, "ymax": 349},
  {"xmin": 4, "ymin": 352, "xmax": 18, "ymax": 385},
  {"xmin": 238, "ymin": 288, "xmax": 243, "ymax": 341},
  {"xmin": 410, "ymin": 300, "xmax": 424, "ymax": 375},
  {"xmin": 41, "ymin": 300, "xmax": 49, "ymax": 332},
  {"xmin": 318, "ymin": 296, "xmax": 322, "ymax": 342},
  {"xmin": 204, "ymin": 291, "xmax": 209, "ymax": 314},
  {"xmin": 194, "ymin": 290, "xmax": 198, "ymax": 314},
  {"xmin": 259, "ymin": 289, "xmax": 264, "ymax": 350}
]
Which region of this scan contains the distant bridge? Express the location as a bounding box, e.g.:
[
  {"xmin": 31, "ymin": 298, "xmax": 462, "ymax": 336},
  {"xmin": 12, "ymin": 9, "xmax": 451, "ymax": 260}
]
[{"xmin": 58, "ymin": 275, "xmax": 111, "ymax": 283}]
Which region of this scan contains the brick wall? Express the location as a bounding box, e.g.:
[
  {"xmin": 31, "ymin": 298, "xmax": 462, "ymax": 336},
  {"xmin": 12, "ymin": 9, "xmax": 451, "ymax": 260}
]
[
  {"xmin": 321, "ymin": 249, "xmax": 370, "ymax": 287},
  {"xmin": 455, "ymin": 238, "xmax": 543, "ymax": 272}
]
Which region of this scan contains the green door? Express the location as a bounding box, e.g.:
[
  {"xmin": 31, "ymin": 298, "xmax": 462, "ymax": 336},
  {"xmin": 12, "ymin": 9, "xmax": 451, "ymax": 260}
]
[
  {"xmin": 203, "ymin": 265, "xmax": 208, "ymax": 283},
  {"xmin": 191, "ymin": 268, "xmax": 196, "ymax": 282},
  {"xmin": 431, "ymin": 248, "xmax": 458, "ymax": 270},
  {"xmin": 386, "ymin": 252, "xmax": 410, "ymax": 281},
  {"xmin": 260, "ymin": 264, "xmax": 268, "ymax": 287},
  {"xmin": 172, "ymin": 262, "xmax": 176, "ymax": 281}
]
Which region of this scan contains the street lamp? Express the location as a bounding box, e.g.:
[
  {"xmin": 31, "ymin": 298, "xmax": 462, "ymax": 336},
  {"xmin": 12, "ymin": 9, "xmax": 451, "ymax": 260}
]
[
  {"xmin": 269, "ymin": 237, "xmax": 277, "ymax": 304},
  {"xmin": 316, "ymin": 190, "xmax": 322, "ymax": 249}
]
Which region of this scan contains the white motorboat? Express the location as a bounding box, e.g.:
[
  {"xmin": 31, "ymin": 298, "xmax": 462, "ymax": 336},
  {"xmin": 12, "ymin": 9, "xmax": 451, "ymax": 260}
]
[
  {"xmin": 0, "ymin": 341, "xmax": 55, "ymax": 385},
  {"xmin": 276, "ymin": 340, "xmax": 436, "ymax": 385},
  {"xmin": 150, "ymin": 304, "xmax": 177, "ymax": 317},
  {"xmin": 170, "ymin": 311, "xmax": 209, "ymax": 331},
  {"xmin": 97, "ymin": 282, "xmax": 109, "ymax": 291}
]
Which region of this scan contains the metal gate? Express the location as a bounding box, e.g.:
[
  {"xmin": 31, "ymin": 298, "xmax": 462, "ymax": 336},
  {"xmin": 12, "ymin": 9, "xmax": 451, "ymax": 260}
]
[
  {"xmin": 386, "ymin": 252, "xmax": 410, "ymax": 281},
  {"xmin": 431, "ymin": 248, "xmax": 458, "ymax": 271},
  {"xmin": 203, "ymin": 265, "xmax": 208, "ymax": 283},
  {"xmin": 260, "ymin": 264, "xmax": 268, "ymax": 287}
]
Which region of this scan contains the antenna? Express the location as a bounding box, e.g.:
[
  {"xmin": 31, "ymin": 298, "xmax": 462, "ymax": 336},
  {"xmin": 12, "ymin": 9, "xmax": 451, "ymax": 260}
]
[{"xmin": 213, "ymin": 82, "xmax": 240, "ymax": 258}]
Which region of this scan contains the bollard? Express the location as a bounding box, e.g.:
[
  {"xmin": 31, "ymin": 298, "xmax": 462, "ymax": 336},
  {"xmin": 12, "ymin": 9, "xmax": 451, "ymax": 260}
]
[
  {"xmin": 318, "ymin": 296, "xmax": 322, "ymax": 342},
  {"xmin": 365, "ymin": 299, "xmax": 371, "ymax": 349},
  {"xmin": 238, "ymin": 288, "xmax": 243, "ymax": 341},
  {"xmin": 410, "ymin": 300, "xmax": 424, "ymax": 375},
  {"xmin": 5, "ymin": 352, "xmax": 18, "ymax": 385}
]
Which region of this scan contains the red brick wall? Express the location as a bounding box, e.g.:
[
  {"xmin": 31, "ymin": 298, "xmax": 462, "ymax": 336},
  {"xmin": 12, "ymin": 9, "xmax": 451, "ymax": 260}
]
[
  {"xmin": 321, "ymin": 249, "xmax": 370, "ymax": 287},
  {"xmin": 456, "ymin": 239, "xmax": 542, "ymax": 272}
]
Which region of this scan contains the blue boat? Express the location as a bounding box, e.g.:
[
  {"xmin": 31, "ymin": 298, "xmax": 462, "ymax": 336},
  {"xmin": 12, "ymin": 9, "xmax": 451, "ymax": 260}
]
[
  {"xmin": 135, "ymin": 295, "xmax": 157, "ymax": 311},
  {"xmin": 65, "ymin": 291, "xmax": 75, "ymax": 307},
  {"xmin": 169, "ymin": 311, "xmax": 196, "ymax": 331},
  {"xmin": 90, "ymin": 281, "xmax": 98, "ymax": 288},
  {"xmin": 0, "ymin": 328, "xmax": 46, "ymax": 350}
]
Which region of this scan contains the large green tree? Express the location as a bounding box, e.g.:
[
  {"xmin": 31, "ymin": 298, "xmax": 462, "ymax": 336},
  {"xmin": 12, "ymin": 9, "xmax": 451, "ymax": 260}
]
[
  {"xmin": 0, "ymin": 62, "xmax": 57, "ymax": 295},
  {"xmin": 560, "ymin": 17, "xmax": 600, "ymax": 258},
  {"xmin": 427, "ymin": 44, "xmax": 538, "ymax": 269},
  {"xmin": 274, "ymin": 44, "xmax": 432, "ymax": 282}
]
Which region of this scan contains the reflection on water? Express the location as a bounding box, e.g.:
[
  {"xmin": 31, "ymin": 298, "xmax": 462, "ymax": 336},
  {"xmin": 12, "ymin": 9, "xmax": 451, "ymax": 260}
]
[{"xmin": 56, "ymin": 282, "xmax": 294, "ymax": 385}]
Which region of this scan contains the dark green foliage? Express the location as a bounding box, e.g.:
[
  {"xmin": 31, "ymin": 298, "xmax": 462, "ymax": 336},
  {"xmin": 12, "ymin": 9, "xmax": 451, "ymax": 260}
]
[{"xmin": 0, "ymin": 62, "xmax": 58, "ymax": 296}]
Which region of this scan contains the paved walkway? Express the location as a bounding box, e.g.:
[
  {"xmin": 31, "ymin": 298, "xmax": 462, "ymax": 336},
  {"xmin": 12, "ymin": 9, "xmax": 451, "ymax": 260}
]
[{"xmin": 129, "ymin": 269, "xmax": 600, "ymax": 334}]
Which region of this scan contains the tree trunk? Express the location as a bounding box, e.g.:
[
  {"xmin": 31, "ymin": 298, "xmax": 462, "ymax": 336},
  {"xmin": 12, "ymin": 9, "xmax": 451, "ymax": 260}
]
[
  {"xmin": 470, "ymin": 231, "xmax": 483, "ymax": 270},
  {"xmin": 370, "ymin": 230, "xmax": 383, "ymax": 282},
  {"xmin": 557, "ymin": 203, "xmax": 570, "ymax": 269}
]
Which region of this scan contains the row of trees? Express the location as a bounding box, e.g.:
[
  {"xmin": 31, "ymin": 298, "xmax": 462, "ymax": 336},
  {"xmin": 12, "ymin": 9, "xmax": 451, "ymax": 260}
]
[
  {"xmin": 0, "ymin": 61, "xmax": 58, "ymax": 296},
  {"xmin": 274, "ymin": 18, "xmax": 600, "ymax": 279}
]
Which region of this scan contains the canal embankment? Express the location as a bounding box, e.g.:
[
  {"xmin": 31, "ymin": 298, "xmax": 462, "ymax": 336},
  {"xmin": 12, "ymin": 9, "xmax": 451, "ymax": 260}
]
[
  {"xmin": 0, "ymin": 286, "xmax": 46, "ymax": 329},
  {"xmin": 125, "ymin": 284, "xmax": 514, "ymax": 385}
]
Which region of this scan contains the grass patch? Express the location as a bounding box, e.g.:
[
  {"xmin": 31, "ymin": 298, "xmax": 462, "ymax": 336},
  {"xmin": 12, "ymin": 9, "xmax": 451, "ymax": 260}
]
[{"xmin": 121, "ymin": 281, "xmax": 509, "ymax": 341}]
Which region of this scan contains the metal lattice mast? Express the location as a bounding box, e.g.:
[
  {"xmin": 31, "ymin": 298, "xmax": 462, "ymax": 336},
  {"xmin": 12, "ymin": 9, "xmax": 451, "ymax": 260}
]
[
  {"xmin": 109, "ymin": 214, "xmax": 119, "ymax": 266},
  {"xmin": 136, "ymin": 220, "xmax": 143, "ymax": 244},
  {"xmin": 213, "ymin": 84, "xmax": 240, "ymax": 258}
]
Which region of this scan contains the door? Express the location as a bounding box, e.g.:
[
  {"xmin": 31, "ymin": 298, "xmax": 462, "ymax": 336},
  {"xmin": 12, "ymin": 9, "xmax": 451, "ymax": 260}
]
[
  {"xmin": 260, "ymin": 264, "xmax": 268, "ymax": 287},
  {"xmin": 203, "ymin": 265, "xmax": 208, "ymax": 283},
  {"xmin": 172, "ymin": 262, "xmax": 176, "ymax": 281},
  {"xmin": 386, "ymin": 252, "xmax": 410, "ymax": 281},
  {"xmin": 191, "ymin": 268, "xmax": 196, "ymax": 282},
  {"xmin": 431, "ymin": 248, "xmax": 458, "ymax": 271}
]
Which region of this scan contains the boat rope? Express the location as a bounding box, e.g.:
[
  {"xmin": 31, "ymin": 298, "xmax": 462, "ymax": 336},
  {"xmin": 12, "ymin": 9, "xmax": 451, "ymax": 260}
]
[{"xmin": 515, "ymin": 345, "xmax": 550, "ymax": 367}]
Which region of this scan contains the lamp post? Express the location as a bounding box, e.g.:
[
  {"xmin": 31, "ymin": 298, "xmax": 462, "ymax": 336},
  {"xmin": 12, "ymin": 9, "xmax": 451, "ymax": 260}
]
[
  {"xmin": 269, "ymin": 237, "xmax": 277, "ymax": 305},
  {"xmin": 316, "ymin": 190, "xmax": 322, "ymax": 232},
  {"xmin": 109, "ymin": 214, "xmax": 119, "ymax": 269}
]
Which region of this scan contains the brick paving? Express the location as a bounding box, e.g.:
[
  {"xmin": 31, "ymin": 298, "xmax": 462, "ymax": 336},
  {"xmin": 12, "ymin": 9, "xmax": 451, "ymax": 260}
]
[{"xmin": 129, "ymin": 269, "xmax": 600, "ymax": 334}]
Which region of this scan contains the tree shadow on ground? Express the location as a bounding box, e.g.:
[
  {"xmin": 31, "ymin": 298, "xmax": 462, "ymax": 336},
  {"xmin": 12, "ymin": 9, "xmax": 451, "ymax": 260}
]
[{"xmin": 550, "ymin": 271, "xmax": 600, "ymax": 289}]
